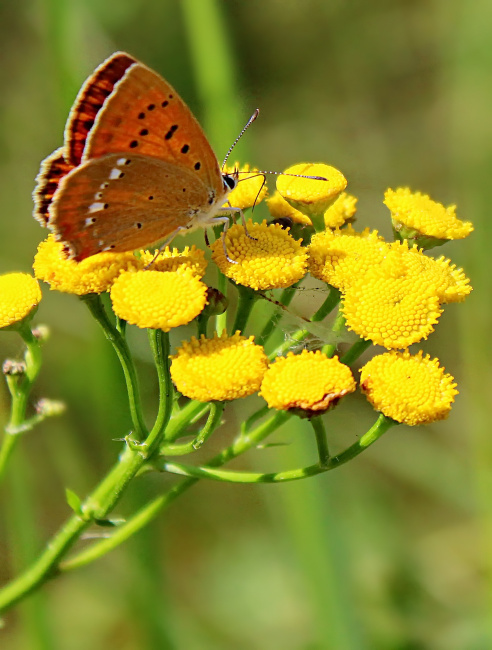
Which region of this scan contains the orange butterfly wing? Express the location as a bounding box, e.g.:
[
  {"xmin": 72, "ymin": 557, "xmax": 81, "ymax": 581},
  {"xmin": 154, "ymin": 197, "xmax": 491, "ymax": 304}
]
[{"xmin": 82, "ymin": 62, "xmax": 225, "ymax": 197}]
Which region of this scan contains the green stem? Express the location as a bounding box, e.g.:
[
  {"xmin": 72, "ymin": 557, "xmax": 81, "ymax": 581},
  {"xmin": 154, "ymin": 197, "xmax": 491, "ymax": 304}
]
[
  {"xmin": 59, "ymin": 410, "xmax": 291, "ymax": 573},
  {"xmin": 312, "ymin": 417, "xmax": 330, "ymax": 466},
  {"xmin": 0, "ymin": 324, "xmax": 43, "ymax": 482},
  {"xmin": 157, "ymin": 413, "xmax": 395, "ymax": 483},
  {"xmin": 341, "ymin": 339, "xmax": 372, "ymax": 365},
  {"xmin": 166, "ymin": 401, "xmax": 211, "ymax": 442},
  {"xmin": 232, "ymin": 284, "xmax": 258, "ymax": 333},
  {"xmin": 160, "ymin": 402, "xmax": 225, "ymax": 455},
  {"xmin": 257, "ymin": 285, "xmax": 298, "ymax": 347},
  {"xmin": 147, "ymin": 330, "xmax": 173, "ymax": 447},
  {"xmin": 81, "ymin": 294, "xmax": 147, "ymax": 438},
  {"xmin": 312, "ymin": 287, "xmax": 341, "ymax": 322},
  {"xmin": 322, "ymin": 309, "xmax": 346, "ymax": 357}
]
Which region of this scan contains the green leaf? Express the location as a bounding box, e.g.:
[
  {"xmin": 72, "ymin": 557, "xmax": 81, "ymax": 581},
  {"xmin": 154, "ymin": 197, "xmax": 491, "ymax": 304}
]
[{"xmin": 65, "ymin": 488, "xmax": 82, "ymax": 515}]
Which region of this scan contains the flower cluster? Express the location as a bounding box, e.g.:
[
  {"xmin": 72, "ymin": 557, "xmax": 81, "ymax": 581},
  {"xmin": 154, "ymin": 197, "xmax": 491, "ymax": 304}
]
[{"xmin": 4, "ymin": 161, "xmax": 468, "ymax": 428}]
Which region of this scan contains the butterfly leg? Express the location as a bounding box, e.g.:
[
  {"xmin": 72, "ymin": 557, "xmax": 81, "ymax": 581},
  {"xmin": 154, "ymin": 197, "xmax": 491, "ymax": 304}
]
[{"xmin": 143, "ymin": 226, "xmax": 188, "ymax": 270}]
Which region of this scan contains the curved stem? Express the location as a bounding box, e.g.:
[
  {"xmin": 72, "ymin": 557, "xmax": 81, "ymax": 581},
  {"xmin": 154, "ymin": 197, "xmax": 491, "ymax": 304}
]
[
  {"xmin": 341, "ymin": 339, "xmax": 372, "ymax": 366},
  {"xmin": 157, "ymin": 413, "xmax": 395, "ymax": 483},
  {"xmin": 160, "ymin": 402, "xmax": 224, "ymax": 455},
  {"xmin": 59, "ymin": 410, "xmax": 291, "ymax": 573},
  {"xmin": 257, "ymin": 285, "xmax": 298, "ymax": 347},
  {"xmin": 81, "ymin": 294, "xmax": 147, "ymax": 439}
]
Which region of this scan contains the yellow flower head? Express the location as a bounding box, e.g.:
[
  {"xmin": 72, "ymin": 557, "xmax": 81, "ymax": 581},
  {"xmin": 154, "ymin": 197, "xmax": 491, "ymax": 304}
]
[
  {"xmin": 260, "ymin": 350, "xmax": 356, "ymax": 414},
  {"xmin": 384, "ymin": 187, "xmax": 474, "ymax": 243},
  {"xmin": 211, "ymin": 220, "xmax": 308, "ymax": 290},
  {"xmin": 277, "ymin": 163, "xmax": 347, "ymax": 218},
  {"xmin": 323, "ymin": 192, "xmax": 358, "ymax": 229},
  {"xmin": 308, "ymin": 226, "xmax": 389, "ymax": 292},
  {"xmin": 138, "ymin": 245, "xmax": 207, "ymax": 277},
  {"xmin": 360, "ymin": 350, "xmax": 458, "ymax": 425},
  {"xmin": 33, "ymin": 235, "xmax": 139, "ymax": 295},
  {"xmin": 266, "ymin": 191, "xmax": 312, "ymax": 225},
  {"xmin": 342, "ymin": 257, "xmax": 442, "ymax": 349},
  {"xmin": 267, "ymin": 191, "xmax": 358, "ymax": 230},
  {"xmin": 110, "ymin": 268, "xmax": 207, "ymax": 331},
  {"xmin": 0, "ymin": 273, "xmax": 42, "ymax": 329},
  {"xmin": 170, "ymin": 331, "xmax": 269, "ymax": 402},
  {"xmin": 222, "ymin": 163, "xmax": 268, "ymax": 210},
  {"xmin": 387, "ymin": 241, "xmax": 472, "ymax": 304}
]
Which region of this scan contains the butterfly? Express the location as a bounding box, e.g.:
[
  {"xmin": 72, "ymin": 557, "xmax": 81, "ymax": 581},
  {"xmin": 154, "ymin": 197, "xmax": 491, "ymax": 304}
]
[{"xmin": 33, "ymin": 52, "xmax": 239, "ymax": 261}]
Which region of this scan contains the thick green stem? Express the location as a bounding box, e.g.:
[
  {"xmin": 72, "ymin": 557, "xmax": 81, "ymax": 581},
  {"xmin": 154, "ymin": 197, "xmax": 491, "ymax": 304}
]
[
  {"xmin": 147, "ymin": 330, "xmax": 173, "ymax": 447},
  {"xmin": 341, "ymin": 339, "xmax": 372, "ymax": 365},
  {"xmin": 232, "ymin": 284, "xmax": 258, "ymax": 333}
]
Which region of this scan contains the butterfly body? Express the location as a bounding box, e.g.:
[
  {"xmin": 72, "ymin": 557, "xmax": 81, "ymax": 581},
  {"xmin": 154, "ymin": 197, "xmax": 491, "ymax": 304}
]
[{"xmin": 34, "ymin": 52, "xmax": 235, "ymax": 260}]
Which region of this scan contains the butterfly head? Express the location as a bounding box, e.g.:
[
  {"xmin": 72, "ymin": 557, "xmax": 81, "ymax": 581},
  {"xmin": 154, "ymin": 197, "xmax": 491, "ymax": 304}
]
[{"xmin": 222, "ymin": 169, "xmax": 239, "ymax": 194}]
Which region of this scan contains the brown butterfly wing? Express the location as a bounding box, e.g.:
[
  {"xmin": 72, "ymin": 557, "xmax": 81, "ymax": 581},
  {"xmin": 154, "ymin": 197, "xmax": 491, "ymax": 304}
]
[
  {"xmin": 33, "ymin": 148, "xmax": 75, "ymax": 225},
  {"xmin": 49, "ymin": 153, "xmax": 214, "ymax": 260},
  {"xmin": 64, "ymin": 52, "xmax": 136, "ymax": 166},
  {"xmin": 82, "ymin": 62, "xmax": 225, "ymax": 197}
]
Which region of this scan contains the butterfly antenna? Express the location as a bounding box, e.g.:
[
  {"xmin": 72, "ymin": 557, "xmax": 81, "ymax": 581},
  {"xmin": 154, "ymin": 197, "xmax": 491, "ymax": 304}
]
[{"xmin": 222, "ymin": 109, "xmax": 260, "ymax": 169}]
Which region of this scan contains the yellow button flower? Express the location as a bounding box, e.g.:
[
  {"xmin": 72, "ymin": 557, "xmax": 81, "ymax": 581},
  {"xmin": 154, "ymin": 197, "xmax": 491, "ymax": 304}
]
[
  {"xmin": 138, "ymin": 245, "xmax": 207, "ymax": 277},
  {"xmin": 342, "ymin": 258, "xmax": 442, "ymax": 349},
  {"xmin": 384, "ymin": 187, "xmax": 474, "ymax": 242},
  {"xmin": 260, "ymin": 350, "xmax": 356, "ymax": 414},
  {"xmin": 277, "ymin": 163, "xmax": 347, "ymax": 218},
  {"xmin": 211, "ymin": 220, "xmax": 308, "ymax": 290},
  {"xmin": 308, "ymin": 226, "xmax": 389, "ymax": 292},
  {"xmin": 387, "ymin": 241, "xmax": 472, "ymax": 304},
  {"xmin": 323, "ymin": 192, "xmax": 358, "ymax": 229},
  {"xmin": 33, "ymin": 235, "xmax": 139, "ymax": 295},
  {"xmin": 170, "ymin": 331, "xmax": 269, "ymax": 402},
  {"xmin": 267, "ymin": 191, "xmax": 358, "ymax": 230},
  {"xmin": 223, "ymin": 163, "xmax": 268, "ymax": 210},
  {"xmin": 360, "ymin": 350, "xmax": 458, "ymax": 425},
  {"xmin": 266, "ymin": 191, "xmax": 312, "ymax": 226},
  {"xmin": 0, "ymin": 273, "xmax": 42, "ymax": 329},
  {"xmin": 110, "ymin": 268, "xmax": 207, "ymax": 331}
]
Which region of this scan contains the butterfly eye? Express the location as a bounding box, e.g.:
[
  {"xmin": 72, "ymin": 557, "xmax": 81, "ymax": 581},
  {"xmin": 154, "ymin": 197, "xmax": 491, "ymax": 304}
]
[{"xmin": 222, "ymin": 174, "xmax": 237, "ymax": 192}]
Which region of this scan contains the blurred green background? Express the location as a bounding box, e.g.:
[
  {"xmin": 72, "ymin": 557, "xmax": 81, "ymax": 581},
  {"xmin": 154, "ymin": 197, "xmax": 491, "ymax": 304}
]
[{"xmin": 0, "ymin": 0, "xmax": 490, "ymax": 648}]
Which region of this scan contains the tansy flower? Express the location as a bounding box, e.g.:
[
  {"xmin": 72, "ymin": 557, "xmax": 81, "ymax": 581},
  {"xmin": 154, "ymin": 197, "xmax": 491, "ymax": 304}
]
[
  {"xmin": 222, "ymin": 163, "xmax": 268, "ymax": 210},
  {"xmin": 138, "ymin": 245, "xmax": 207, "ymax": 277},
  {"xmin": 0, "ymin": 273, "xmax": 42, "ymax": 329},
  {"xmin": 277, "ymin": 163, "xmax": 347, "ymax": 219},
  {"xmin": 384, "ymin": 187, "xmax": 474, "ymax": 245},
  {"xmin": 360, "ymin": 350, "xmax": 458, "ymax": 425},
  {"xmin": 110, "ymin": 268, "xmax": 207, "ymax": 331},
  {"xmin": 308, "ymin": 226, "xmax": 389, "ymax": 292},
  {"xmin": 267, "ymin": 191, "xmax": 312, "ymax": 226},
  {"xmin": 342, "ymin": 257, "xmax": 443, "ymax": 349},
  {"xmin": 170, "ymin": 331, "xmax": 268, "ymax": 402},
  {"xmin": 267, "ymin": 191, "xmax": 358, "ymax": 230},
  {"xmin": 33, "ymin": 235, "xmax": 139, "ymax": 295},
  {"xmin": 323, "ymin": 192, "xmax": 358, "ymax": 229},
  {"xmin": 386, "ymin": 241, "xmax": 472, "ymax": 304},
  {"xmin": 260, "ymin": 350, "xmax": 356, "ymax": 415},
  {"xmin": 211, "ymin": 220, "xmax": 308, "ymax": 290}
]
